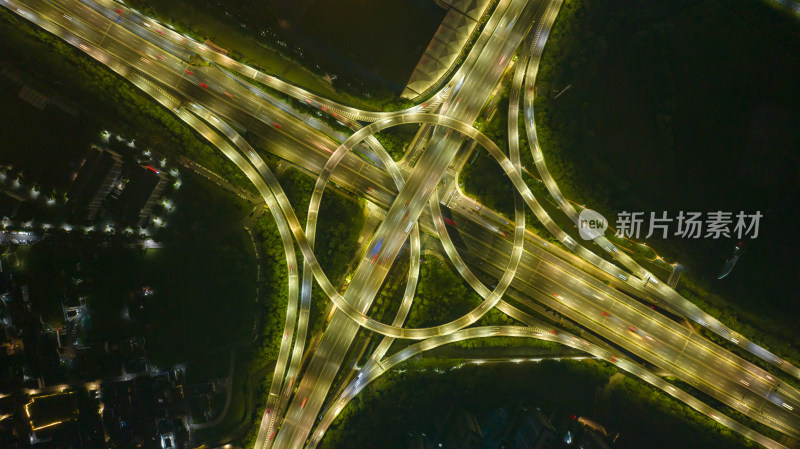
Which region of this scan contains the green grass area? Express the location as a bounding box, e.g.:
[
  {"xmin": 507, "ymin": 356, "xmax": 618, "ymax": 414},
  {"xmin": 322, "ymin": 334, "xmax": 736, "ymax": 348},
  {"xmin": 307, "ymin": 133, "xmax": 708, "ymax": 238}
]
[
  {"xmin": 403, "ymin": 254, "xmax": 520, "ymax": 330},
  {"xmin": 320, "ymin": 359, "xmax": 754, "ymax": 449},
  {"xmin": 255, "ymin": 167, "xmax": 365, "ymax": 334},
  {"xmin": 406, "ymin": 255, "xmax": 482, "ymax": 328},
  {"xmin": 365, "ymin": 255, "xmax": 409, "ymax": 327},
  {"xmin": 461, "ymin": 149, "xmax": 515, "ymax": 217},
  {"xmin": 532, "ymin": 0, "xmax": 800, "ymax": 349},
  {"xmin": 374, "ymin": 124, "xmax": 421, "ymax": 161},
  {"xmin": 123, "ymin": 0, "xmax": 445, "ymax": 102},
  {"xmin": 460, "ymin": 99, "xmax": 569, "ymax": 248}
]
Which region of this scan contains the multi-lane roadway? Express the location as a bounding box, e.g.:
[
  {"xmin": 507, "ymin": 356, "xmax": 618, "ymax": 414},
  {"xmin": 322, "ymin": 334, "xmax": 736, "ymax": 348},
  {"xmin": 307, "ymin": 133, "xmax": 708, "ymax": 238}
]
[{"xmin": 4, "ymin": 0, "xmax": 799, "ymax": 447}]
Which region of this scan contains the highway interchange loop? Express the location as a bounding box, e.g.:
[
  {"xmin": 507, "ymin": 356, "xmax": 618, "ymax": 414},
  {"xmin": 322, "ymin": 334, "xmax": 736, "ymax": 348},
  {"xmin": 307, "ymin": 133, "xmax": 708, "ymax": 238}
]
[{"xmin": 3, "ymin": 0, "xmax": 799, "ymax": 447}]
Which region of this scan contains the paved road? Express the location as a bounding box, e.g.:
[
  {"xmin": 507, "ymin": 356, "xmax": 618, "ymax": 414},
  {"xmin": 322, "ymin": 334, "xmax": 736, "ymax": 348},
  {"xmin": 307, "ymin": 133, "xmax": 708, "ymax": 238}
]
[{"xmin": 6, "ymin": 0, "xmax": 800, "ymax": 447}]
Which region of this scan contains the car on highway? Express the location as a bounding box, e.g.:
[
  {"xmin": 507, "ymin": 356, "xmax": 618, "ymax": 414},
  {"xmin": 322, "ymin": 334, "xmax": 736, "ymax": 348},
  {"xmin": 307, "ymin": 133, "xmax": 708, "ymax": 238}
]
[
  {"xmin": 185, "ymin": 69, "xmax": 194, "ymax": 75},
  {"xmin": 271, "ymin": 122, "xmax": 282, "ymax": 129},
  {"xmin": 601, "ymin": 311, "xmax": 610, "ymax": 317},
  {"xmin": 198, "ymin": 82, "xmax": 208, "ymax": 88},
  {"xmin": 370, "ymin": 238, "xmax": 384, "ymax": 263},
  {"xmin": 223, "ymin": 91, "xmax": 234, "ymax": 99}
]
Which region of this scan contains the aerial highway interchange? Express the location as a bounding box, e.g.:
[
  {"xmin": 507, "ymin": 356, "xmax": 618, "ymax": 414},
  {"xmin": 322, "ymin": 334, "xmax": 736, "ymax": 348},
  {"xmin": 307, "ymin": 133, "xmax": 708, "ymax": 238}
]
[{"xmin": 4, "ymin": 0, "xmax": 799, "ymax": 447}]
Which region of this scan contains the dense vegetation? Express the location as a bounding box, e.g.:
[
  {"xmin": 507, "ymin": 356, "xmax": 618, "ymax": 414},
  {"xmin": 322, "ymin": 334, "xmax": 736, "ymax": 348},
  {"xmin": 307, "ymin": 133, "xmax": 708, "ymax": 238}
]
[
  {"xmin": 533, "ymin": 0, "xmax": 800, "ymax": 360},
  {"xmin": 406, "ymin": 256, "xmax": 482, "ymax": 328},
  {"xmin": 255, "ymin": 167, "xmax": 365, "ymax": 338},
  {"xmin": 374, "ymin": 124, "xmax": 421, "ymax": 161},
  {"xmin": 320, "ymin": 359, "xmax": 754, "ymax": 449}
]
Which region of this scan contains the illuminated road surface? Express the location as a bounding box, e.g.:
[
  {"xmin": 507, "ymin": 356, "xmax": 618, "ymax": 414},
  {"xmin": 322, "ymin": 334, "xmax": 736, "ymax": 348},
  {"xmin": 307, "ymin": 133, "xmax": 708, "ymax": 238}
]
[{"xmin": 5, "ymin": 0, "xmax": 800, "ymax": 447}]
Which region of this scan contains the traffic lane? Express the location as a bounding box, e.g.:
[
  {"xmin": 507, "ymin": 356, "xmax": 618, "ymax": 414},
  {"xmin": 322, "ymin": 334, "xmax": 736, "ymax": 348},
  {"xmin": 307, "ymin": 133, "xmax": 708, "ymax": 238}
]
[
  {"xmin": 464, "ymin": 258, "xmax": 800, "ymax": 437},
  {"xmin": 518, "ymin": 0, "xmax": 800, "ymax": 382},
  {"xmin": 453, "ymin": 215, "xmax": 692, "ymax": 347},
  {"xmin": 51, "ymin": 0, "xmax": 190, "ymax": 73},
  {"xmin": 186, "ymin": 62, "xmax": 792, "ymax": 428},
  {"xmin": 61, "ymin": 0, "xmax": 193, "ymax": 59},
  {"xmin": 26, "ymin": 0, "xmax": 776, "ymax": 440},
  {"xmin": 456, "ymin": 226, "xmax": 779, "ymax": 400},
  {"xmin": 51, "ymin": 0, "xmax": 375, "ymax": 180},
  {"xmin": 455, "ymin": 235, "xmax": 800, "ymax": 436},
  {"xmin": 45, "ymin": 0, "xmax": 800, "ymax": 438},
  {"xmin": 451, "ymin": 226, "xmax": 771, "ymax": 399},
  {"xmin": 273, "ymin": 312, "xmax": 361, "ymax": 448},
  {"xmin": 355, "ymin": 0, "xmax": 528, "ymax": 312},
  {"xmin": 179, "ymin": 76, "xmax": 401, "ymax": 198},
  {"xmin": 454, "ymin": 213, "xmax": 786, "ymax": 401},
  {"xmin": 184, "ymin": 82, "xmax": 395, "ymax": 195},
  {"xmin": 274, "ymin": 0, "xmax": 542, "ymax": 443}
]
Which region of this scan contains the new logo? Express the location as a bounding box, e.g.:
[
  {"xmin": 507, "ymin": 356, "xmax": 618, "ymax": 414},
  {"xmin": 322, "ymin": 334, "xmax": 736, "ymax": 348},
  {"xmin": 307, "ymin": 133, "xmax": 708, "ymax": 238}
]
[{"xmin": 578, "ymin": 208, "xmax": 608, "ymax": 240}]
